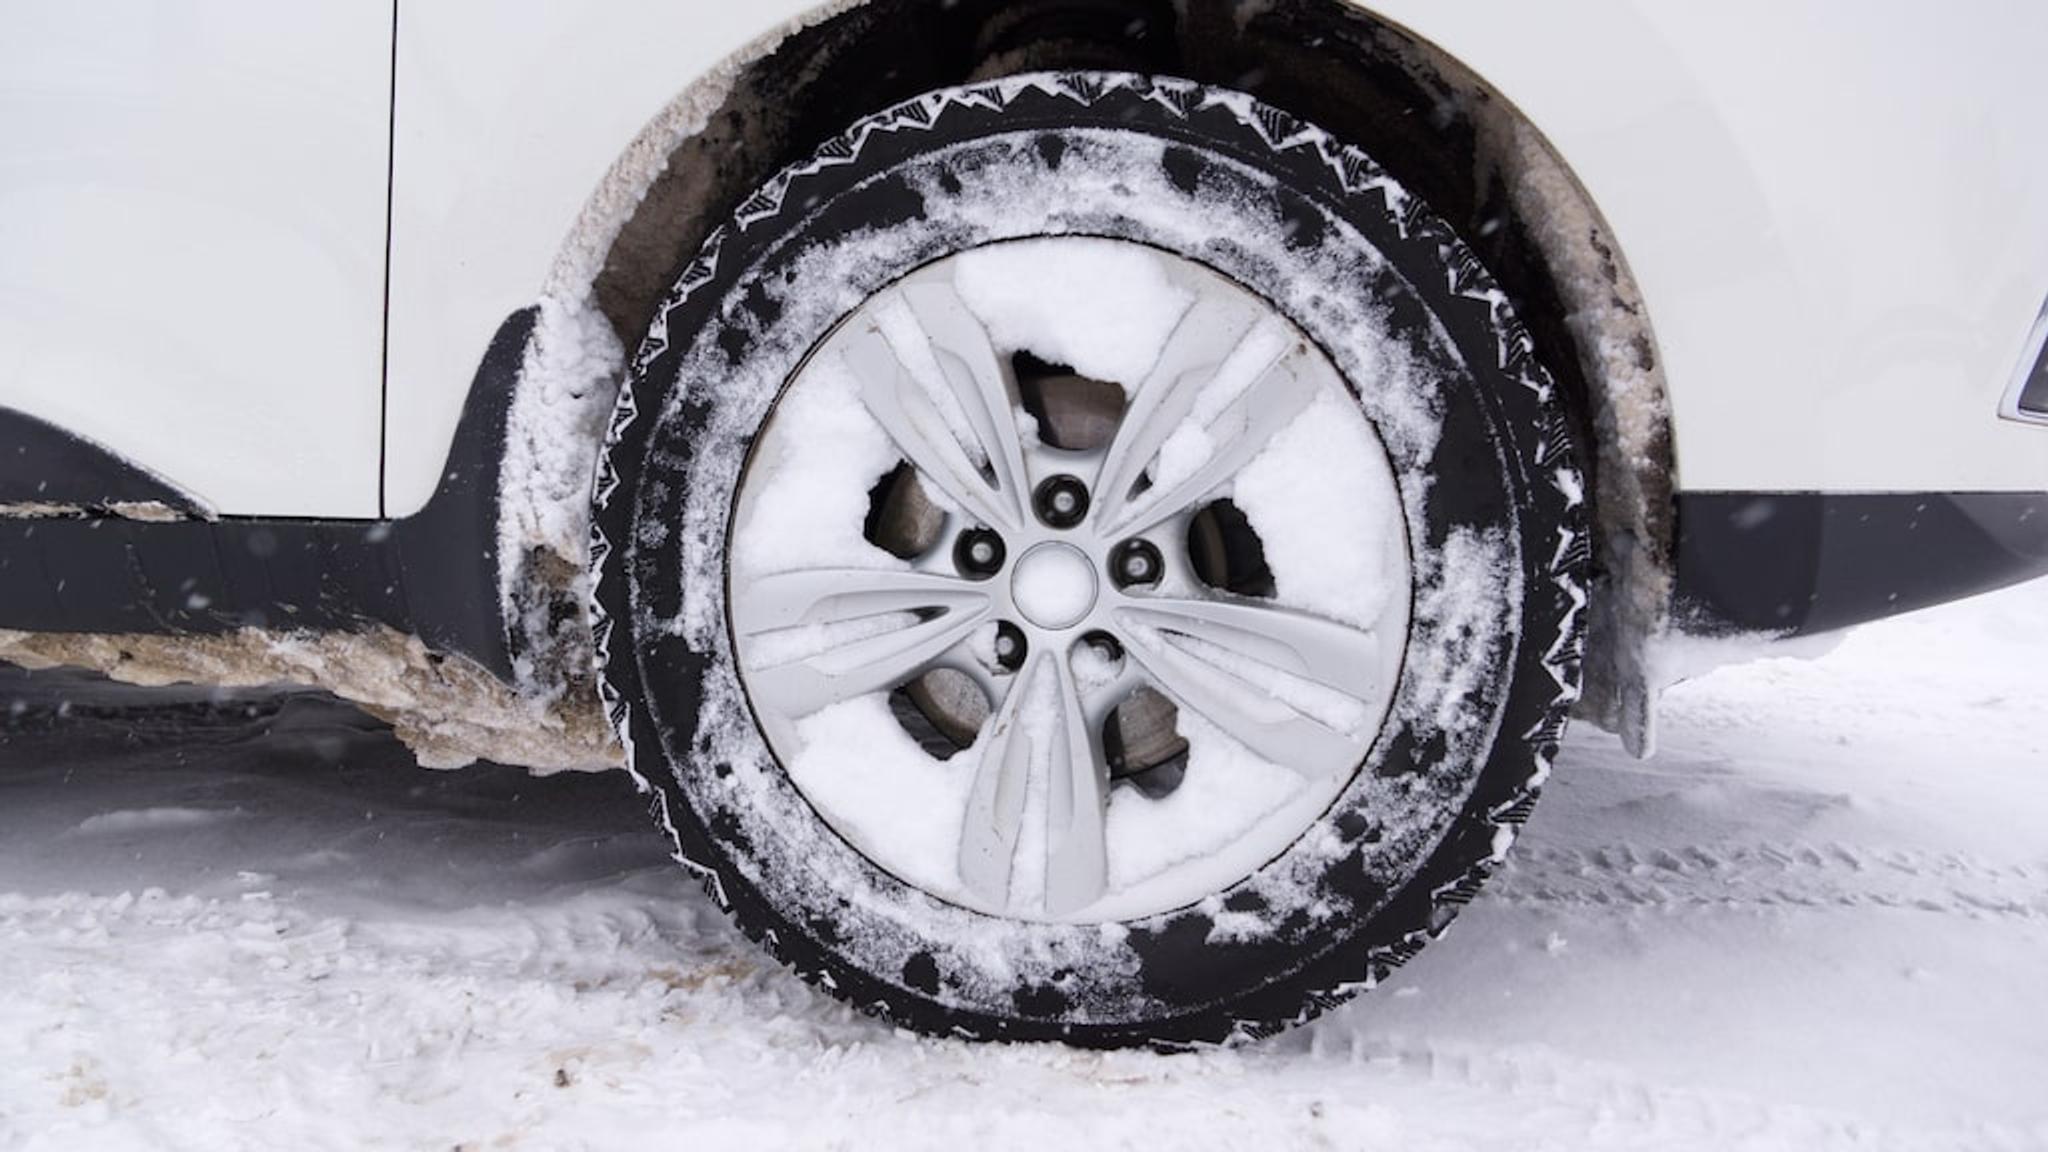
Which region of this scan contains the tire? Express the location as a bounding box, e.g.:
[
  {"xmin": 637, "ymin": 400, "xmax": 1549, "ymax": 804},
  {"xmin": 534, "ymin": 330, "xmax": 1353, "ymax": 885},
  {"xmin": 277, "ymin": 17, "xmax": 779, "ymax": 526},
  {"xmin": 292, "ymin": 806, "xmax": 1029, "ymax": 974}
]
[{"xmin": 590, "ymin": 72, "xmax": 1587, "ymax": 1047}]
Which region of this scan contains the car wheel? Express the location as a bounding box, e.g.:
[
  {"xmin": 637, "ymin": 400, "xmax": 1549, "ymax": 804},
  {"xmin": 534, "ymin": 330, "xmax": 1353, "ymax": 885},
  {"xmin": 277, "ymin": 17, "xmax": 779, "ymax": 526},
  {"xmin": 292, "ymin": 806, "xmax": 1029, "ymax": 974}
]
[{"xmin": 589, "ymin": 72, "xmax": 1587, "ymax": 1047}]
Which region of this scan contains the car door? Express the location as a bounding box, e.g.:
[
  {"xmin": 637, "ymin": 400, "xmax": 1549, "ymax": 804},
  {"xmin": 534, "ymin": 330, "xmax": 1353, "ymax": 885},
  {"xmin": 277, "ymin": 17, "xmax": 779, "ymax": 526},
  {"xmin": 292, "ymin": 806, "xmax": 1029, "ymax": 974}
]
[{"xmin": 0, "ymin": 2, "xmax": 392, "ymax": 519}]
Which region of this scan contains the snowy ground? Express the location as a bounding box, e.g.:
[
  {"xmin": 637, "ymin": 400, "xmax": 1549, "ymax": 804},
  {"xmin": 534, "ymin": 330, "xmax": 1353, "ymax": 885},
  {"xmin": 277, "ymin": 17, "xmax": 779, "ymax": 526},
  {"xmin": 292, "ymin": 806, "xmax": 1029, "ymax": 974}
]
[{"xmin": 2, "ymin": 579, "xmax": 2045, "ymax": 1151}]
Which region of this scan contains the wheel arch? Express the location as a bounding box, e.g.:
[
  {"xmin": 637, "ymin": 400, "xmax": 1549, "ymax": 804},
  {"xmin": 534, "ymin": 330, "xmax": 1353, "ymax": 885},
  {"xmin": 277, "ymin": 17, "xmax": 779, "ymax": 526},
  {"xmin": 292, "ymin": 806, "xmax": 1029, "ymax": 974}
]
[{"xmin": 528, "ymin": 0, "xmax": 1677, "ymax": 752}]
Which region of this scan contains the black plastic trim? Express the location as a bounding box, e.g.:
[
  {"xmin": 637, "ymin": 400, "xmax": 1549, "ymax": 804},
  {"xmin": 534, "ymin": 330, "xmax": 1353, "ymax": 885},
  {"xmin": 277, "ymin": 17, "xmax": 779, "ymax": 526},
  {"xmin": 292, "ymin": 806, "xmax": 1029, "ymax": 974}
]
[
  {"xmin": 0, "ymin": 410, "xmax": 208, "ymax": 515},
  {"xmin": 1675, "ymin": 492, "xmax": 2048, "ymax": 637},
  {"xmin": 377, "ymin": 0, "xmax": 401, "ymax": 517},
  {"xmin": 2019, "ymin": 336, "xmax": 2048, "ymax": 417},
  {"xmin": 0, "ymin": 307, "xmax": 535, "ymax": 680}
]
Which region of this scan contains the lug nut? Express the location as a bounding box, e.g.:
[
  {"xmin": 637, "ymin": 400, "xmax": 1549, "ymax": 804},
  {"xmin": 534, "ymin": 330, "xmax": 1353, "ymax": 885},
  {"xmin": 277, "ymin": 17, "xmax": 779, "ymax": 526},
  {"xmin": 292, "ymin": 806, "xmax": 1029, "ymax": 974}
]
[
  {"xmin": 1073, "ymin": 630, "xmax": 1127, "ymax": 685},
  {"xmin": 1083, "ymin": 630, "xmax": 1124, "ymax": 663},
  {"xmin": 1033, "ymin": 475, "xmax": 1090, "ymax": 529},
  {"xmin": 954, "ymin": 528, "xmax": 1006, "ymax": 579},
  {"xmin": 1110, "ymin": 539, "xmax": 1163, "ymax": 588},
  {"xmin": 994, "ymin": 622, "xmax": 1028, "ymax": 672}
]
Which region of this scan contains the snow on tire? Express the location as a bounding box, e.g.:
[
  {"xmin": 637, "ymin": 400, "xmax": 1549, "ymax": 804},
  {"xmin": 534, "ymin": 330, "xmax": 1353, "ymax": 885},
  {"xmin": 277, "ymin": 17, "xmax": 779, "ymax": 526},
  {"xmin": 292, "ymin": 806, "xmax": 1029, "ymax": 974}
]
[{"xmin": 589, "ymin": 72, "xmax": 1587, "ymax": 1047}]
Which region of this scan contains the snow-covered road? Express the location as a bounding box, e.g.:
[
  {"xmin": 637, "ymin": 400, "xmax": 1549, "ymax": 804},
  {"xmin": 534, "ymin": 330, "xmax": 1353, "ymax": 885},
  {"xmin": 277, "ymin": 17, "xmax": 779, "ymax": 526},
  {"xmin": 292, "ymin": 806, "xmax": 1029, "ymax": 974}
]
[{"xmin": 4, "ymin": 578, "xmax": 2046, "ymax": 1151}]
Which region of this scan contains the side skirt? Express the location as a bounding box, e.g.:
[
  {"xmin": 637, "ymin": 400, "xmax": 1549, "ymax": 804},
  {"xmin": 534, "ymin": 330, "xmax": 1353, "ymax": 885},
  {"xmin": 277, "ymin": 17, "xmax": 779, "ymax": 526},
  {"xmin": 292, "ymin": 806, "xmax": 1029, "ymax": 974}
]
[
  {"xmin": 1674, "ymin": 491, "xmax": 2048, "ymax": 637},
  {"xmin": 0, "ymin": 308, "xmax": 538, "ymax": 681}
]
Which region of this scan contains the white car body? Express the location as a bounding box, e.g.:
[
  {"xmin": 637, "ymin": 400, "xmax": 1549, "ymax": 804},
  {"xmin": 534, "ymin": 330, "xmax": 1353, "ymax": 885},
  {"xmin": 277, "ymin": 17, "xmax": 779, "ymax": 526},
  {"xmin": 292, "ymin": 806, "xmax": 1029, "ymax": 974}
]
[
  {"xmin": 3, "ymin": 0, "xmax": 2046, "ymax": 769},
  {"xmin": 4, "ymin": 1, "xmax": 2044, "ymax": 520}
]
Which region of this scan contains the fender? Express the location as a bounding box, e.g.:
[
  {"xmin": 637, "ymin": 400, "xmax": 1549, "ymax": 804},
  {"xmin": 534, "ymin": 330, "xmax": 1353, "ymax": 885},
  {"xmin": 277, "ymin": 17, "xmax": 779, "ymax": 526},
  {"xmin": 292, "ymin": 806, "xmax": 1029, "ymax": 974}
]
[{"xmin": 470, "ymin": 0, "xmax": 1682, "ymax": 753}]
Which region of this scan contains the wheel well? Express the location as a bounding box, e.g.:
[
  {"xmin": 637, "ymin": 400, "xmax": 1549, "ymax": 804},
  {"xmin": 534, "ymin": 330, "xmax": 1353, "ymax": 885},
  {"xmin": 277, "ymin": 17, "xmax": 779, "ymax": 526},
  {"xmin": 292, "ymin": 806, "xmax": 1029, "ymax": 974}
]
[{"xmin": 569, "ymin": 0, "xmax": 1675, "ymax": 751}]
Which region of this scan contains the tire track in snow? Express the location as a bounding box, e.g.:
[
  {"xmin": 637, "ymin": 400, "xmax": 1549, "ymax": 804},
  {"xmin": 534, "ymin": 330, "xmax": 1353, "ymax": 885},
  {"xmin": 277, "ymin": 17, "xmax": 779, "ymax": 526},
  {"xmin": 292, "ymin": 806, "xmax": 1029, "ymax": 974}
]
[
  {"xmin": 1488, "ymin": 841, "xmax": 2048, "ymax": 918},
  {"xmin": 1283, "ymin": 1029, "xmax": 2046, "ymax": 1152}
]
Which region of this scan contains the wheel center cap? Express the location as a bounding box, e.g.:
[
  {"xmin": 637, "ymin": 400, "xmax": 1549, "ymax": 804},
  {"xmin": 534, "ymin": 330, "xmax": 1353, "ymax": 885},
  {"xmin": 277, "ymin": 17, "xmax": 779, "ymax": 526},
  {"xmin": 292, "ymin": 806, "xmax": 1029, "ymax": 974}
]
[{"xmin": 1011, "ymin": 543, "xmax": 1099, "ymax": 630}]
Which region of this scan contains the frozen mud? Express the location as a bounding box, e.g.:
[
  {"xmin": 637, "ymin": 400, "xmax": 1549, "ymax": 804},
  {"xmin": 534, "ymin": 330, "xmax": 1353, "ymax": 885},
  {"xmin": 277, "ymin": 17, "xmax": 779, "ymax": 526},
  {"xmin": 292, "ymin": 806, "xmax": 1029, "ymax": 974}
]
[{"xmin": 0, "ymin": 627, "xmax": 615, "ymax": 774}]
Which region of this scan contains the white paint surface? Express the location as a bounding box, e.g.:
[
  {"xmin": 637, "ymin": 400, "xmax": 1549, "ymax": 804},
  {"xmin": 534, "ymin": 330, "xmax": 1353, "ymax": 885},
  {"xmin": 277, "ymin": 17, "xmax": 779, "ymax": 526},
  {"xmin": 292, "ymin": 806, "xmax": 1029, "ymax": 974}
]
[
  {"xmin": 8, "ymin": 3, "xmax": 2044, "ymax": 517},
  {"xmin": 382, "ymin": 0, "xmax": 847, "ymax": 514},
  {"xmin": 390, "ymin": 0, "xmax": 2048, "ymax": 510},
  {"xmin": 0, "ymin": 3, "xmax": 390, "ymax": 517},
  {"xmin": 1363, "ymin": 0, "xmax": 2048, "ymax": 492}
]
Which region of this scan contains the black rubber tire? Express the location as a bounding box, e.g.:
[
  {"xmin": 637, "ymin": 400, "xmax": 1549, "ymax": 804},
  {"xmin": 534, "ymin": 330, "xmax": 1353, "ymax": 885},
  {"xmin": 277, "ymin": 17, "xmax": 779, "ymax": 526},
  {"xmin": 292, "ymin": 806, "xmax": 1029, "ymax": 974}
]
[{"xmin": 589, "ymin": 73, "xmax": 1588, "ymax": 1048}]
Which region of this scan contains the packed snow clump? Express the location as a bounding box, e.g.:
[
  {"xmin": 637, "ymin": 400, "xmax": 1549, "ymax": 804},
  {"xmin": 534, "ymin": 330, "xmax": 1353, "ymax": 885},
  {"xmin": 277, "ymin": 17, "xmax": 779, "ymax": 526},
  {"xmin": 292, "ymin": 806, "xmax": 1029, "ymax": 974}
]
[
  {"xmin": 728, "ymin": 352, "xmax": 907, "ymax": 579},
  {"xmin": 950, "ymin": 239, "xmax": 1196, "ymax": 388},
  {"xmin": 1231, "ymin": 390, "xmax": 1408, "ymax": 631}
]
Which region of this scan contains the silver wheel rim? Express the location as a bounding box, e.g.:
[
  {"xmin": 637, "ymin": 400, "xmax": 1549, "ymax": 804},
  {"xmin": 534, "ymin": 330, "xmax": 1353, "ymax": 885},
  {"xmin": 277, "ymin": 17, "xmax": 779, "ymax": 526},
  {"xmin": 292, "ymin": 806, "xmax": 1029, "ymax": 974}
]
[{"xmin": 727, "ymin": 238, "xmax": 1412, "ymax": 923}]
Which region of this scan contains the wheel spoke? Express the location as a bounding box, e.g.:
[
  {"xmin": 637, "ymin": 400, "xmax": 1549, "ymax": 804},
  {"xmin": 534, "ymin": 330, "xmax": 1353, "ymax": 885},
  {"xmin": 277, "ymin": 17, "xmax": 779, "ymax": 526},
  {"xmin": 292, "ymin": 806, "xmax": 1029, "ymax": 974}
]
[
  {"xmin": 897, "ymin": 282, "xmax": 1035, "ymax": 523},
  {"xmin": 1113, "ymin": 597, "xmax": 1382, "ymax": 701},
  {"xmin": 1043, "ymin": 654, "xmax": 1110, "ymax": 917},
  {"xmin": 734, "ymin": 567, "xmax": 992, "ymax": 718},
  {"xmin": 1095, "ymin": 305, "xmax": 1316, "ymax": 536},
  {"xmin": 956, "ymin": 651, "xmax": 1112, "ymax": 917},
  {"xmin": 1116, "ymin": 609, "xmax": 1374, "ymax": 777},
  {"xmin": 731, "ymin": 566, "xmax": 988, "ymax": 633},
  {"xmin": 1112, "ymin": 356, "xmax": 1319, "ymax": 539},
  {"xmin": 1093, "ymin": 293, "xmax": 1267, "ymax": 525},
  {"xmin": 843, "ymin": 285, "xmax": 1030, "ymax": 532},
  {"xmin": 956, "ymin": 653, "xmax": 1040, "ymax": 910}
]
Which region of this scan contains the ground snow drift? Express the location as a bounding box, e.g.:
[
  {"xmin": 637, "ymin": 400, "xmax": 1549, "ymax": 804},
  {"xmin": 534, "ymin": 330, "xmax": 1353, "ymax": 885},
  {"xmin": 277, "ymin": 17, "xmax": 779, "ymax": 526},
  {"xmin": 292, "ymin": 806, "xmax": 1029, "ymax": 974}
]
[{"xmin": 3, "ymin": 577, "xmax": 2047, "ymax": 1150}]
